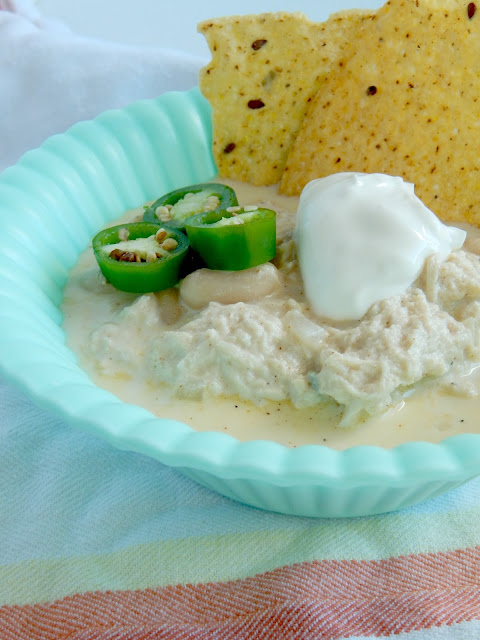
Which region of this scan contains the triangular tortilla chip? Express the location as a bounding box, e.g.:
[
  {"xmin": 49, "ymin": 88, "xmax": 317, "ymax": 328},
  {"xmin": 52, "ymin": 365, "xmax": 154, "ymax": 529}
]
[
  {"xmin": 280, "ymin": 0, "xmax": 480, "ymax": 225},
  {"xmin": 198, "ymin": 10, "xmax": 372, "ymax": 186}
]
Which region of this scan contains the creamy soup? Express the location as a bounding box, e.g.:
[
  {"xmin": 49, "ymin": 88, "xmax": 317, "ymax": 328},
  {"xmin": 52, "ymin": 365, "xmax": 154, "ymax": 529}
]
[{"xmin": 61, "ymin": 179, "xmax": 480, "ymax": 449}]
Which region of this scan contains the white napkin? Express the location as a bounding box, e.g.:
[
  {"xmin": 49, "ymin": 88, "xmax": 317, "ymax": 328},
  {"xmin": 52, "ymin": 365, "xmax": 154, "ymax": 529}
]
[{"xmin": 0, "ymin": 0, "xmax": 205, "ymax": 172}]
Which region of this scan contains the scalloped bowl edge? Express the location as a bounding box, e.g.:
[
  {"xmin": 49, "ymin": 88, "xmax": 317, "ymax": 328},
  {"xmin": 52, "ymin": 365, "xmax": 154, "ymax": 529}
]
[{"xmin": 0, "ymin": 88, "xmax": 479, "ymax": 517}]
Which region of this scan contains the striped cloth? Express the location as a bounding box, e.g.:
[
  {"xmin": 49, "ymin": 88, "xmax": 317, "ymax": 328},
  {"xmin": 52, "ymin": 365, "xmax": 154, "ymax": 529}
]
[
  {"xmin": 1, "ymin": 2, "xmax": 480, "ymax": 638},
  {"xmin": 1, "ymin": 376, "xmax": 480, "ymax": 639}
]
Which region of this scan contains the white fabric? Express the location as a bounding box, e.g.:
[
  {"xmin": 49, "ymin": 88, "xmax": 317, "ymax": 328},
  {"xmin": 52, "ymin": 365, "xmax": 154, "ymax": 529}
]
[{"xmin": 0, "ymin": 0, "xmax": 204, "ymax": 172}]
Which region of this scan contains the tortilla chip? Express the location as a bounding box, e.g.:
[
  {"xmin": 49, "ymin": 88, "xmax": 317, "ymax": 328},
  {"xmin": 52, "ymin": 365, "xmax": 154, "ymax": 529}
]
[
  {"xmin": 280, "ymin": 0, "xmax": 480, "ymax": 225},
  {"xmin": 198, "ymin": 10, "xmax": 372, "ymax": 186}
]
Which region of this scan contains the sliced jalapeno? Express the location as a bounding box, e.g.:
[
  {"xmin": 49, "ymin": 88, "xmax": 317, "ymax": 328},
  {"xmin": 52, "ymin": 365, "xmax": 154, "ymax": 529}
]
[
  {"xmin": 184, "ymin": 207, "xmax": 276, "ymax": 271},
  {"xmin": 92, "ymin": 222, "xmax": 189, "ymax": 293},
  {"xmin": 143, "ymin": 183, "xmax": 238, "ymax": 230}
]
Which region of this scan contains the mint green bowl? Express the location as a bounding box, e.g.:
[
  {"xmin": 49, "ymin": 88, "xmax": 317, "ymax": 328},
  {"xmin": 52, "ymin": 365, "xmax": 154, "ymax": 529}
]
[{"xmin": 1, "ymin": 88, "xmax": 480, "ymax": 518}]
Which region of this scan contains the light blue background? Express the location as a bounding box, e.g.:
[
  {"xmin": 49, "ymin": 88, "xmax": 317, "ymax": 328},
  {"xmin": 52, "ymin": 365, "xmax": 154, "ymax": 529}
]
[{"xmin": 37, "ymin": 0, "xmax": 385, "ymax": 58}]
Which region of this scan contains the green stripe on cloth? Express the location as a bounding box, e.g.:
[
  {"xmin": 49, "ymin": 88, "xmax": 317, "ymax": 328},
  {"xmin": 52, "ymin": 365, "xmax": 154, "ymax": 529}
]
[{"xmin": 2, "ymin": 506, "xmax": 480, "ymax": 606}]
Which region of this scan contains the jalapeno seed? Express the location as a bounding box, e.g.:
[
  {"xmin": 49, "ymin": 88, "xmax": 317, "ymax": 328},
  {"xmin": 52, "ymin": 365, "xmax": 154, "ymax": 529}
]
[{"xmin": 161, "ymin": 238, "xmax": 179, "ymax": 251}]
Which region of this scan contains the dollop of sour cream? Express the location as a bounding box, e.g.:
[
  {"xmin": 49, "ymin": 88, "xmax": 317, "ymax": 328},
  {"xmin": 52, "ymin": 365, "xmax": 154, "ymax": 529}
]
[{"xmin": 295, "ymin": 172, "xmax": 466, "ymax": 321}]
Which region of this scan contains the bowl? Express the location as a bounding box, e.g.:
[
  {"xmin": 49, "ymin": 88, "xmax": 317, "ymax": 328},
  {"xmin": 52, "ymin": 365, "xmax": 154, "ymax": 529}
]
[{"xmin": 1, "ymin": 87, "xmax": 480, "ymax": 518}]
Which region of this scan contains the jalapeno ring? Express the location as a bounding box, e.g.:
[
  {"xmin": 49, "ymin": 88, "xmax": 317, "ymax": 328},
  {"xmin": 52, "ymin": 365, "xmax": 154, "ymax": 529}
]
[
  {"xmin": 143, "ymin": 183, "xmax": 238, "ymax": 231},
  {"xmin": 92, "ymin": 222, "xmax": 189, "ymax": 293},
  {"xmin": 184, "ymin": 207, "xmax": 276, "ymax": 271}
]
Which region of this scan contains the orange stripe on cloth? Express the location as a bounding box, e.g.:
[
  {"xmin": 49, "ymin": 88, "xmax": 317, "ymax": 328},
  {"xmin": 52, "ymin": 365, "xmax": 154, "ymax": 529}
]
[{"xmin": 1, "ymin": 546, "xmax": 480, "ymax": 639}]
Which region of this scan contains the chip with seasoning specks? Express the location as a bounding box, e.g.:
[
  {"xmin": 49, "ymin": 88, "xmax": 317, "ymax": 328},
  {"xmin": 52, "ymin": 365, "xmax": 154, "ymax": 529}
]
[
  {"xmin": 198, "ymin": 10, "xmax": 373, "ymax": 186},
  {"xmin": 280, "ymin": 0, "xmax": 480, "ymax": 225}
]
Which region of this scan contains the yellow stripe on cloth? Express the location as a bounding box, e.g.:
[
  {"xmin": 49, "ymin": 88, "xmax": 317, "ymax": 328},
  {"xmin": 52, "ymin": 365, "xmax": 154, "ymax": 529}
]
[{"xmin": 2, "ymin": 506, "xmax": 480, "ymax": 606}]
